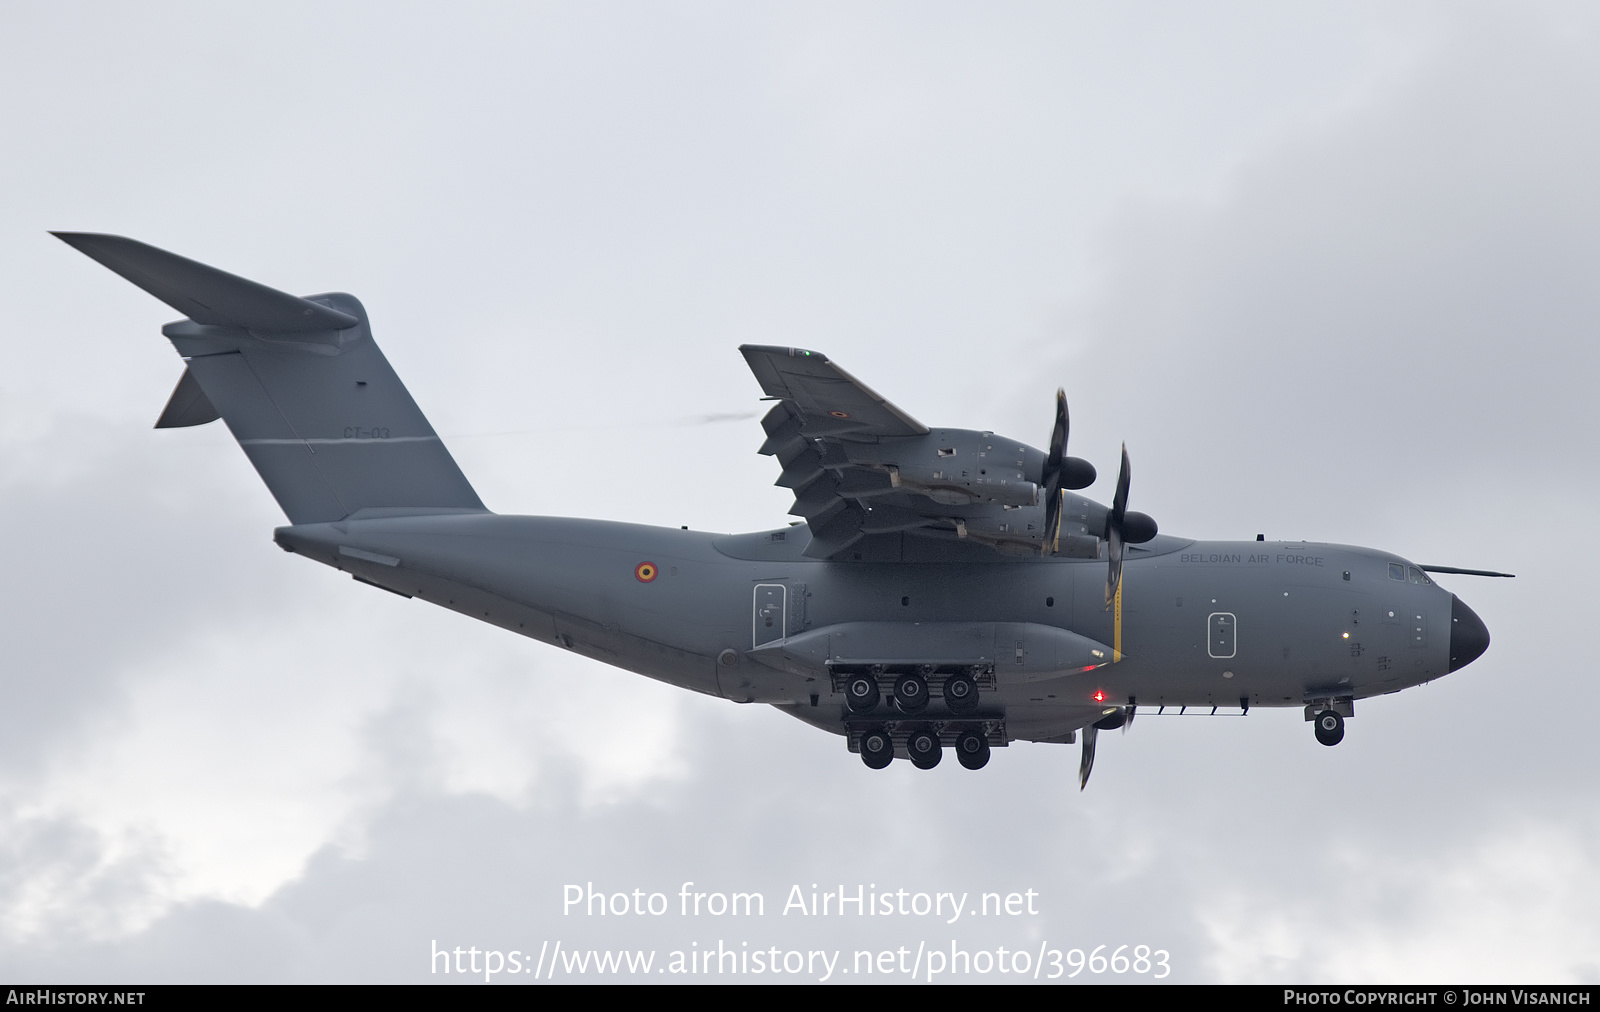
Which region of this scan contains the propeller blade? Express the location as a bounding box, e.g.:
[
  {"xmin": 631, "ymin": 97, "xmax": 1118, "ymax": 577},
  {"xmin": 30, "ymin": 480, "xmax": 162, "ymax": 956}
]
[
  {"xmin": 1105, "ymin": 444, "xmax": 1130, "ymax": 606},
  {"xmin": 1100, "ymin": 445, "xmax": 1160, "ymax": 603},
  {"xmin": 1043, "ymin": 389, "xmax": 1067, "ymax": 550},
  {"xmin": 1046, "ymin": 389, "xmax": 1068, "ymax": 477},
  {"xmin": 1123, "ymin": 701, "xmax": 1135, "ymax": 735},
  {"xmin": 1105, "ymin": 523, "xmax": 1125, "ymax": 607},
  {"xmin": 1078, "ymin": 724, "xmax": 1098, "ymax": 790},
  {"xmin": 1111, "ymin": 443, "xmax": 1131, "ymax": 520},
  {"xmin": 1040, "ymin": 390, "xmax": 1096, "ymax": 556}
]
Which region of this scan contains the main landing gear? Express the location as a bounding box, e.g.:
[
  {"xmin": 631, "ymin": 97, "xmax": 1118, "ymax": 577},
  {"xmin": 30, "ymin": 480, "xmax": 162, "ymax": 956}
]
[
  {"xmin": 840, "ymin": 666, "xmax": 998, "ymax": 771},
  {"xmin": 850, "ymin": 724, "xmax": 995, "ymax": 771},
  {"xmin": 893, "ymin": 674, "xmax": 930, "ymax": 714},
  {"xmin": 954, "ymin": 729, "xmax": 991, "ymax": 770},
  {"xmin": 859, "ymin": 727, "xmax": 894, "ymax": 770},
  {"xmin": 846, "ymin": 672, "xmax": 940, "ymax": 715},
  {"xmin": 905, "ymin": 726, "xmax": 942, "ymax": 769},
  {"xmin": 843, "ymin": 668, "xmax": 984, "ymax": 716},
  {"xmin": 845, "ymin": 674, "xmax": 880, "ymax": 712},
  {"xmin": 943, "ymin": 674, "xmax": 979, "ymax": 714}
]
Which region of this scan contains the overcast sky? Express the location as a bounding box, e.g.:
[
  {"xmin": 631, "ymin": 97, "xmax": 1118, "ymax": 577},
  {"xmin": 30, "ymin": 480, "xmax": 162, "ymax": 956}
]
[{"xmin": 0, "ymin": 1, "xmax": 1595, "ymax": 984}]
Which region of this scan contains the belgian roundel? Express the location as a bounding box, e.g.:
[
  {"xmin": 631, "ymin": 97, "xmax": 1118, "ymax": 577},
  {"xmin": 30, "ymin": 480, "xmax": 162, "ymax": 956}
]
[{"xmin": 635, "ymin": 562, "xmax": 658, "ymax": 583}]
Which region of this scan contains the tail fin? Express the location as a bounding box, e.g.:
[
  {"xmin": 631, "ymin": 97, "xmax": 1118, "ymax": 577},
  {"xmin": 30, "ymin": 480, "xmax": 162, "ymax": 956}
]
[{"xmin": 55, "ymin": 232, "xmax": 486, "ymax": 524}]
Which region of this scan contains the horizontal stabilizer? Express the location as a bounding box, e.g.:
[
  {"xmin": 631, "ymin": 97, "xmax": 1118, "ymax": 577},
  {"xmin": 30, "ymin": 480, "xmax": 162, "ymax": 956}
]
[
  {"xmin": 52, "ymin": 232, "xmax": 358, "ymax": 333},
  {"xmin": 154, "ymin": 366, "xmax": 221, "ymax": 428}
]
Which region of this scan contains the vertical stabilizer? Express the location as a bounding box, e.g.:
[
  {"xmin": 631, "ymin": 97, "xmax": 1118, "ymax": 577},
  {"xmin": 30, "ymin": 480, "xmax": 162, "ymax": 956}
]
[{"xmin": 56, "ymin": 233, "xmax": 486, "ymax": 523}]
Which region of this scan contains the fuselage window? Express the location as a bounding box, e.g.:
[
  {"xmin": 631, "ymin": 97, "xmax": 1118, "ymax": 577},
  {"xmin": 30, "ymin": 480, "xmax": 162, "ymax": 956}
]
[{"xmin": 1388, "ymin": 563, "xmax": 1405, "ymax": 581}]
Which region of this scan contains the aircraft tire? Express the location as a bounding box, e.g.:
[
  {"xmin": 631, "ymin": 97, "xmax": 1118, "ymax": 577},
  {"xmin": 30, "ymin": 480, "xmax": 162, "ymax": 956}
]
[
  {"xmin": 845, "ymin": 675, "xmax": 881, "ymax": 713},
  {"xmin": 954, "ymin": 730, "xmax": 990, "ymax": 770},
  {"xmin": 906, "ymin": 726, "xmax": 942, "ymax": 769},
  {"xmin": 1314, "ymin": 710, "xmax": 1345, "ymax": 747},
  {"xmin": 859, "ymin": 728, "xmax": 894, "ymax": 769},
  {"xmin": 893, "ymin": 674, "xmax": 930, "ymax": 714},
  {"xmin": 943, "ymin": 674, "xmax": 979, "ymax": 714}
]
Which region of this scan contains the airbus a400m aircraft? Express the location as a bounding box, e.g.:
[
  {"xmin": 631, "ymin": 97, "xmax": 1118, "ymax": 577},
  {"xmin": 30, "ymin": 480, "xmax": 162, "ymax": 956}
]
[{"xmin": 57, "ymin": 233, "xmax": 1504, "ymax": 787}]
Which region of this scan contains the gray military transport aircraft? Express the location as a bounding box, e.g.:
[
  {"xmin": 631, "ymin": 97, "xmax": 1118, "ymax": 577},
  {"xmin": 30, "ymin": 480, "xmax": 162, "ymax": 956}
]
[{"xmin": 56, "ymin": 233, "xmax": 1506, "ymax": 787}]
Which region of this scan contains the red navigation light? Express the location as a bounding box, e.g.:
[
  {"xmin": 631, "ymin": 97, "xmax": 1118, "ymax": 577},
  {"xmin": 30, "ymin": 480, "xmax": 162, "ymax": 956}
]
[{"xmin": 1092, "ymin": 690, "xmax": 1106, "ymax": 703}]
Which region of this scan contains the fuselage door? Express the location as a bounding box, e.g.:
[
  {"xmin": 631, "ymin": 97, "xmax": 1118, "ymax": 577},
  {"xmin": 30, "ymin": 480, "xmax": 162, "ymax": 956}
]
[
  {"xmin": 1208, "ymin": 612, "xmax": 1237, "ymax": 659},
  {"xmin": 753, "ymin": 584, "xmax": 787, "ymax": 648}
]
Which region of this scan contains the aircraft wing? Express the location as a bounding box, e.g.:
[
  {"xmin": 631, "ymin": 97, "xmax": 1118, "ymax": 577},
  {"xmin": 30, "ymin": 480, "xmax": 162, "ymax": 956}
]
[
  {"xmin": 740, "ymin": 345, "xmax": 1056, "ymax": 559},
  {"xmin": 739, "ymin": 346, "xmax": 928, "ymax": 440}
]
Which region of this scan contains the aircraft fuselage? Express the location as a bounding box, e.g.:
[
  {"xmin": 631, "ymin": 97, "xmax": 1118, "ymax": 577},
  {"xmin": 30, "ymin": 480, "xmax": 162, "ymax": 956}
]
[{"xmin": 276, "ymin": 513, "xmax": 1474, "ymax": 746}]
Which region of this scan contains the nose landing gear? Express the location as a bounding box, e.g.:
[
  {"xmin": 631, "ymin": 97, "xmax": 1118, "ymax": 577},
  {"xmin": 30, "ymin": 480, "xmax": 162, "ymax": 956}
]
[
  {"xmin": 1313, "ymin": 709, "xmax": 1345, "ymax": 746},
  {"xmin": 1305, "ymin": 698, "xmax": 1352, "ymax": 747}
]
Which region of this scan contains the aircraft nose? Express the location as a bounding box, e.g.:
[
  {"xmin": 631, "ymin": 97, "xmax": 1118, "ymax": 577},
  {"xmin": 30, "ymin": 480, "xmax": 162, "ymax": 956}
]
[{"xmin": 1449, "ymin": 594, "xmax": 1490, "ymax": 672}]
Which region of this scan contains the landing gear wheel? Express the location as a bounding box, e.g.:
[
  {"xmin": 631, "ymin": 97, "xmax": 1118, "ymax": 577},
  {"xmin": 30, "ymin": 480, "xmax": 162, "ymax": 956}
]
[
  {"xmin": 859, "ymin": 728, "xmax": 894, "ymax": 769},
  {"xmin": 943, "ymin": 674, "xmax": 979, "ymax": 714},
  {"xmin": 954, "ymin": 729, "xmax": 991, "ymax": 770},
  {"xmin": 845, "ymin": 675, "xmax": 880, "ymax": 713},
  {"xmin": 1314, "ymin": 710, "xmax": 1345, "ymax": 747},
  {"xmin": 905, "ymin": 726, "xmax": 942, "ymax": 769},
  {"xmin": 893, "ymin": 674, "xmax": 929, "ymax": 714}
]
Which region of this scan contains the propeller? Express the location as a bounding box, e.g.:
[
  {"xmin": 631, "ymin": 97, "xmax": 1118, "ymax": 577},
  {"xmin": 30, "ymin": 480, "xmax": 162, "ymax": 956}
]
[
  {"xmin": 1039, "ymin": 392, "xmax": 1157, "ymax": 593},
  {"xmin": 1104, "ymin": 445, "xmax": 1158, "ymax": 607},
  {"xmin": 1041, "ymin": 390, "xmax": 1096, "ymax": 553},
  {"xmin": 1079, "ymin": 702, "xmax": 1138, "ymax": 789}
]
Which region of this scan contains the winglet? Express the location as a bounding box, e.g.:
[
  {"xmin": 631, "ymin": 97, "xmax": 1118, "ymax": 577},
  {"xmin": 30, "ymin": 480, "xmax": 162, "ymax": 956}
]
[{"xmin": 52, "ymin": 232, "xmax": 358, "ymax": 333}]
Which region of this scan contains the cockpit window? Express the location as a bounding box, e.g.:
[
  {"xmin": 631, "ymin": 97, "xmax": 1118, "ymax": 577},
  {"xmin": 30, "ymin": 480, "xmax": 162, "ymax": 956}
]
[
  {"xmin": 1388, "ymin": 563, "xmax": 1405, "ymax": 581},
  {"xmin": 1408, "ymin": 566, "xmax": 1430, "ymax": 585}
]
